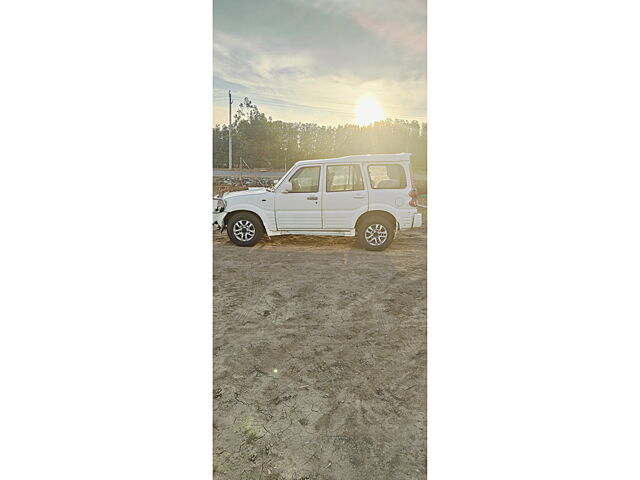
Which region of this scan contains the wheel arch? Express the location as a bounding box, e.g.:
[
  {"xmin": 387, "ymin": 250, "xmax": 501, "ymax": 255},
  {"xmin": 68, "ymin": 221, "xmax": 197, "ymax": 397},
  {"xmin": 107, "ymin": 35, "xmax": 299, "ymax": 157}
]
[
  {"xmin": 224, "ymin": 209, "xmax": 267, "ymax": 233},
  {"xmin": 355, "ymin": 210, "xmax": 398, "ymax": 233}
]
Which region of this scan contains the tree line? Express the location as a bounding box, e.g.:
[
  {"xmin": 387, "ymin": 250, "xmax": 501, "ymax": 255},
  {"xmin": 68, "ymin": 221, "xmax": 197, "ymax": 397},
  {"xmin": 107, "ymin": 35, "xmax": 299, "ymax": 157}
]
[{"xmin": 213, "ymin": 98, "xmax": 427, "ymax": 172}]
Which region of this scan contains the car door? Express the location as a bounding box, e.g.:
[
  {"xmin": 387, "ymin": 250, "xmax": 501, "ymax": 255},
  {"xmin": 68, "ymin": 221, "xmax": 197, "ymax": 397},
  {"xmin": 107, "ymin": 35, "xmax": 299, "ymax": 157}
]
[
  {"xmin": 322, "ymin": 164, "xmax": 368, "ymax": 230},
  {"xmin": 274, "ymin": 165, "xmax": 322, "ymax": 230}
]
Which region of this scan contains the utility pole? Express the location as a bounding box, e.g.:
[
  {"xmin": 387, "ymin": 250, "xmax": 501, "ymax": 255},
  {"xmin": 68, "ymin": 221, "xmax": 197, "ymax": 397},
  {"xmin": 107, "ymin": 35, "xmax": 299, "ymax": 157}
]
[
  {"xmin": 284, "ymin": 147, "xmax": 288, "ymax": 171},
  {"xmin": 228, "ymin": 90, "xmax": 233, "ymax": 169}
]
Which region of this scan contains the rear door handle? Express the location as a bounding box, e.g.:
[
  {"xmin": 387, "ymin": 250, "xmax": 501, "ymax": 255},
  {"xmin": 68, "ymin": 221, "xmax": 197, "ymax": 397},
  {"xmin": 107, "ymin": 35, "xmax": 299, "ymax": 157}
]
[{"xmin": 307, "ymin": 196, "xmax": 318, "ymax": 200}]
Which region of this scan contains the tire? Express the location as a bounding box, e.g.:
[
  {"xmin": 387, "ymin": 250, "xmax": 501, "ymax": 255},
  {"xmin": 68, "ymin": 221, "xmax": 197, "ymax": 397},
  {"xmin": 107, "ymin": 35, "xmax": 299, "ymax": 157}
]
[
  {"xmin": 227, "ymin": 212, "xmax": 263, "ymax": 247},
  {"xmin": 358, "ymin": 215, "xmax": 395, "ymax": 251}
]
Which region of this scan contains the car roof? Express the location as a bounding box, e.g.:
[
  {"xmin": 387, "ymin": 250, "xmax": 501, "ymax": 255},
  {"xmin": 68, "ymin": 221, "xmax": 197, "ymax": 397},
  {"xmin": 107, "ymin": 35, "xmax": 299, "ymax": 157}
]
[{"xmin": 294, "ymin": 153, "xmax": 411, "ymax": 166}]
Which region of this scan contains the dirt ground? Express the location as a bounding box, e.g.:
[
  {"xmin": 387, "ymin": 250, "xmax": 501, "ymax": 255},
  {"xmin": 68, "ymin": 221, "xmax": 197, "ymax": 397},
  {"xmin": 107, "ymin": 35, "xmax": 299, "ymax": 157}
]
[{"xmin": 213, "ymin": 210, "xmax": 427, "ymax": 479}]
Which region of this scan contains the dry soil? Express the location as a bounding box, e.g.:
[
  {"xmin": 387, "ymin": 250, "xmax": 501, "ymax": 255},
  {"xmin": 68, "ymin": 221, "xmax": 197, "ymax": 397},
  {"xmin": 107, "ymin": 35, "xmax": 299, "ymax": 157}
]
[{"xmin": 213, "ymin": 211, "xmax": 427, "ymax": 479}]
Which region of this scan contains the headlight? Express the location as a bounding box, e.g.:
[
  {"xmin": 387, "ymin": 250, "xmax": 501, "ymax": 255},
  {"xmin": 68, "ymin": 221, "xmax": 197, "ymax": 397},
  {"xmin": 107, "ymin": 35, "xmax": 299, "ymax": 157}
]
[{"xmin": 213, "ymin": 197, "xmax": 226, "ymax": 212}]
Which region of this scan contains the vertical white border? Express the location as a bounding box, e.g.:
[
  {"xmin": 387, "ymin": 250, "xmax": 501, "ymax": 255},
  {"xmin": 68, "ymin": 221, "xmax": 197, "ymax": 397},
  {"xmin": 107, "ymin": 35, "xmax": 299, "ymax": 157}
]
[
  {"xmin": 0, "ymin": 1, "xmax": 213, "ymax": 478},
  {"xmin": 429, "ymin": 1, "xmax": 640, "ymax": 478}
]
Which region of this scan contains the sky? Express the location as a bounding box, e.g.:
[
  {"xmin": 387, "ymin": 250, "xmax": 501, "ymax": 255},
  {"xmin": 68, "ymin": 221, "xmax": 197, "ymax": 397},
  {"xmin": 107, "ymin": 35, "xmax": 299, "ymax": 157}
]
[{"xmin": 213, "ymin": 0, "xmax": 427, "ymax": 127}]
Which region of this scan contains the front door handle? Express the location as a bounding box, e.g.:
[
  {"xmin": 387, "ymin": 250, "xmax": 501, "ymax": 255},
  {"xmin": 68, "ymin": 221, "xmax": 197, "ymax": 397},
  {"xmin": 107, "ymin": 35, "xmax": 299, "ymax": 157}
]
[
  {"xmin": 353, "ymin": 195, "xmax": 365, "ymax": 199},
  {"xmin": 307, "ymin": 196, "xmax": 318, "ymax": 200}
]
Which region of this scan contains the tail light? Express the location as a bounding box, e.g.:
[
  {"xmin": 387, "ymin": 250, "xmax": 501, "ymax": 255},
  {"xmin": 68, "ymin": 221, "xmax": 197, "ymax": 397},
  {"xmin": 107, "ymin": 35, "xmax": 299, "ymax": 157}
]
[{"xmin": 408, "ymin": 164, "xmax": 418, "ymax": 207}]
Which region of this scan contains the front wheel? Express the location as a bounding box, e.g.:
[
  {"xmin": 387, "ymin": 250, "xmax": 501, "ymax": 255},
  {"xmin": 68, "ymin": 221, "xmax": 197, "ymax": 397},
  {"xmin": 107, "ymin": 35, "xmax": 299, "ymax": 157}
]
[
  {"xmin": 227, "ymin": 212, "xmax": 263, "ymax": 247},
  {"xmin": 358, "ymin": 215, "xmax": 395, "ymax": 251}
]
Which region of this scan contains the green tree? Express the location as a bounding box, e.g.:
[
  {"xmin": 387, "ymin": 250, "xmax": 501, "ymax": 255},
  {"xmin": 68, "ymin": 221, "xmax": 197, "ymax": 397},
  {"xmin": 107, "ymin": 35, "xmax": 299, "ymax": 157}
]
[{"xmin": 213, "ymin": 98, "xmax": 427, "ymax": 174}]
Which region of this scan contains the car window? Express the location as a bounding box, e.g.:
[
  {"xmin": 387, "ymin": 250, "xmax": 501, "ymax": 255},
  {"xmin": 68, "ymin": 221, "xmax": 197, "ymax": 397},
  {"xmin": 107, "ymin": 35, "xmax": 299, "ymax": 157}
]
[
  {"xmin": 326, "ymin": 165, "xmax": 364, "ymax": 192},
  {"xmin": 367, "ymin": 164, "xmax": 407, "ymax": 189},
  {"xmin": 289, "ymin": 166, "xmax": 320, "ymax": 193}
]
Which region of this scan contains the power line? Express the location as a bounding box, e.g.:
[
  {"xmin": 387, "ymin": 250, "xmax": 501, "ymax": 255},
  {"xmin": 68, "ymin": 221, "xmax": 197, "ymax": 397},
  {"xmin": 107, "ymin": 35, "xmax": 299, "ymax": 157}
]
[
  {"xmin": 213, "ymin": 89, "xmax": 425, "ymax": 111},
  {"xmin": 215, "ymin": 93, "xmax": 426, "ymax": 124},
  {"xmin": 217, "ymin": 96, "xmax": 425, "ymax": 120}
]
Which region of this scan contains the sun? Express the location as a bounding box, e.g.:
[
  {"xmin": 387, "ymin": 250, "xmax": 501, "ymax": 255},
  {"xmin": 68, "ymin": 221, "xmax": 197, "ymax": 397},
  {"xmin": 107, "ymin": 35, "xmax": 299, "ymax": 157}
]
[{"xmin": 355, "ymin": 96, "xmax": 384, "ymax": 126}]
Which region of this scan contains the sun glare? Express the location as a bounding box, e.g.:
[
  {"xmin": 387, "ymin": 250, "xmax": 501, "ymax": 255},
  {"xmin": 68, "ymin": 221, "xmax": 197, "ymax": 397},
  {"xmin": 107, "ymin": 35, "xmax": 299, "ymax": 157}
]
[{"xmin": 355, "ymin": 97, "xmax": 384, "ymax": 126}]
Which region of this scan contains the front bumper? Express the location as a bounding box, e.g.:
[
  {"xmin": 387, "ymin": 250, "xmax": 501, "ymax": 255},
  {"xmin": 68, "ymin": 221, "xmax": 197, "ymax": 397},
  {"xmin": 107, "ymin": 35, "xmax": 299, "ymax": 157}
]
[
  {"xmin": 213, "ymin": 211, "xmax": 227, "ymax": 229},
  {"xmin": 412, "ymin": 213, "xmax": 422, "ymax": 228}
]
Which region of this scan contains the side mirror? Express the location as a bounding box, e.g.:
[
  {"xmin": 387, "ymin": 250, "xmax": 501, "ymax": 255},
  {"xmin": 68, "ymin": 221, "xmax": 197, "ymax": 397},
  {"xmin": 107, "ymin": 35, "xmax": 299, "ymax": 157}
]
[{"xmin": 281, "ymin": 181, "xmax": 293, "ymax": 193}]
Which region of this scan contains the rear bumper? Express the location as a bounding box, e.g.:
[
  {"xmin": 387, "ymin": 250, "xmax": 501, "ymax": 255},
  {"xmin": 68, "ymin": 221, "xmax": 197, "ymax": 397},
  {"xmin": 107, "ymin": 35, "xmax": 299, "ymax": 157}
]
[{"xmin": 412, "ymin": 213, "xmax": 422, "ymax": 228}]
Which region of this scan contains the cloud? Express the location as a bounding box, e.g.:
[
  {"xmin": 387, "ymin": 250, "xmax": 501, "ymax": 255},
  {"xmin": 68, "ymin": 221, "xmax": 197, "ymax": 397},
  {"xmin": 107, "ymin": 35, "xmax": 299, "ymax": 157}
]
[
  {"xmin": 351, "ymin": 9, "xmax": 426, "ymax": 53},
  {"xmin": 294, "ymin": 0, "xmax": 425, "ymax": 19},
  {"xmin": 213, "ymin": 1, "xmax": 426, "ymax": 125},
  {"xmin": 293, "ymin": 0, "xmax": 426, "ymax": 47}
]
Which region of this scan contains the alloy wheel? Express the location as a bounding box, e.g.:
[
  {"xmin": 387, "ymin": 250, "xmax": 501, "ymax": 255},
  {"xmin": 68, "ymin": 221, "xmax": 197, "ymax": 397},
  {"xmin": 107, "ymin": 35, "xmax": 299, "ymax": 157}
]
[
  {"xmin": 364, "ymin": 223, "xmax": 388, "ymax": 246},
  {"xmin": 232, "ymin": 219, "xmax": 256, "ymax": 242}
]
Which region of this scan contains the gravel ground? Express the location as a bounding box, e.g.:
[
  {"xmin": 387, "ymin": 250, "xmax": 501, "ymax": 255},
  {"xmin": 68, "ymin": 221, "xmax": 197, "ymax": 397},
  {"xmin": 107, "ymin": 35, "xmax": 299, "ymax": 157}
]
[{"xmin": 213, "ymin": 211, "xmax": 427, "ymax": 479}]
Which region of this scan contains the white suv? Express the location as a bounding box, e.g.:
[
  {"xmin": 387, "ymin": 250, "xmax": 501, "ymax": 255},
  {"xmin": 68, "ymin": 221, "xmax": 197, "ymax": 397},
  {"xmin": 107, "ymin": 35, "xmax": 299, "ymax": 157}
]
[{"xmin": 213, "ymin": 153, "xmax": 422, "ymax": 251}]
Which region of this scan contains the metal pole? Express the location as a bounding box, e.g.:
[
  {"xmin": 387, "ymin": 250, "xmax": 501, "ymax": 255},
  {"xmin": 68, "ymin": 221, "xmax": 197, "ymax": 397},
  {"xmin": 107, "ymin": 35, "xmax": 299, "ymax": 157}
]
[{"xmin": 228, "ymin": 90, "xmax": 232, "ymax": 169}]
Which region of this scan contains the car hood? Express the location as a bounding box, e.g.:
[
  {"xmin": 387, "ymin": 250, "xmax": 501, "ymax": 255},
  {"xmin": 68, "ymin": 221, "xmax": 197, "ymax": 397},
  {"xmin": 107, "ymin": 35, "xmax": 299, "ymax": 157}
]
[{"xmin": 222, "ymin": 188, "xmax": 269, "ymax": 199}]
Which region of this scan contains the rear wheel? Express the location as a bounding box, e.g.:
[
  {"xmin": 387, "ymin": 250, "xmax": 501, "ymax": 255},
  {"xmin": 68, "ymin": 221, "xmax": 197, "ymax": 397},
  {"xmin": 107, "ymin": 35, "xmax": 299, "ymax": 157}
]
[
  {"xmin": 358, "ymin": 215, "xmax": 395, "ymax": 251},
  {"xmin": 227, "ymin": 212, "xmax": 263, "ymax": 247}
]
